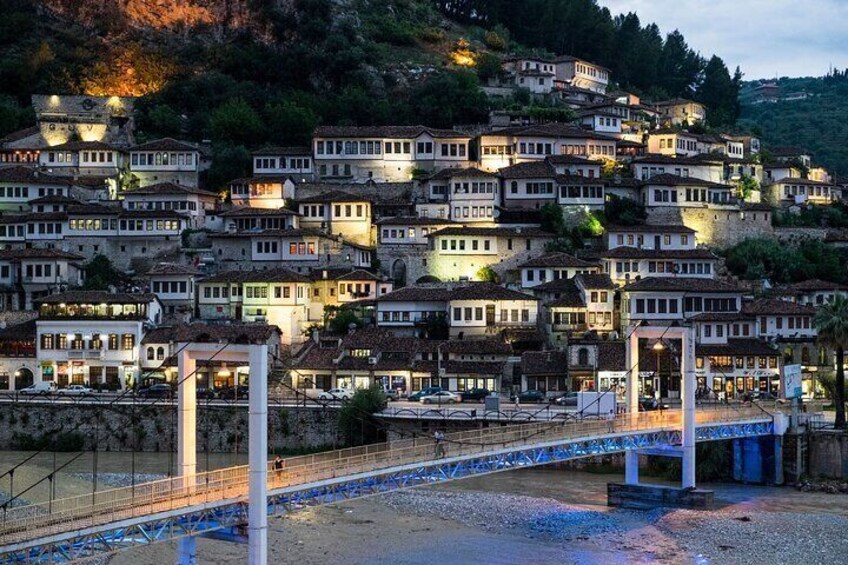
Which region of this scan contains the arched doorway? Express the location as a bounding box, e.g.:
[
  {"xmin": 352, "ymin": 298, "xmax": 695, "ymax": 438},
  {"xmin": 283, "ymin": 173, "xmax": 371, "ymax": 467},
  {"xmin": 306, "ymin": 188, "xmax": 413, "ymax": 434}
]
[
  {"xmin": 14, "ymin": 368, "xmax": 33, "ymax": 390},
  {"xmin": 392, "ymin": 259, "xmax": 407, "ymax": 288}
]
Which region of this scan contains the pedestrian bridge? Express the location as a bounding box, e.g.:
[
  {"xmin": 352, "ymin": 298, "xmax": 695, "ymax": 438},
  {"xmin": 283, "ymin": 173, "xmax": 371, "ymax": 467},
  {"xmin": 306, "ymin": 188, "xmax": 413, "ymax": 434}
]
[{"xmin": 0, "ymin": 406, "xmax": 778, "ymax": 563}]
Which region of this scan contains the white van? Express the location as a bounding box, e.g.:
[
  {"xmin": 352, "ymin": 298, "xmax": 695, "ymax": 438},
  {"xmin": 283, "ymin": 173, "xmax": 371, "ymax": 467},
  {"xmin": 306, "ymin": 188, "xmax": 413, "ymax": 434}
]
[{"xmin": 20, "ymin": 381, "xmax": 57, "ymax": 395}]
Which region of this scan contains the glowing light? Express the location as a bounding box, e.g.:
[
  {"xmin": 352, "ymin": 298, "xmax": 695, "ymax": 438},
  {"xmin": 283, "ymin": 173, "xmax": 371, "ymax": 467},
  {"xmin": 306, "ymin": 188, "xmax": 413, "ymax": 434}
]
[
  {"xmin": 450, "ymin": 39, "xmax": 477, "ymax": 67},
  {"xmin": 652, "ymin": 340, "xmax": 665, "ymax": 351}
]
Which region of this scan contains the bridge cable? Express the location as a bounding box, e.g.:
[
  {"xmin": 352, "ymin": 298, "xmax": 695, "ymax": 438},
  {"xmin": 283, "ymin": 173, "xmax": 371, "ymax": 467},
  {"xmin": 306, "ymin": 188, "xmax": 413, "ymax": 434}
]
[{"xmin": 1, "ymin": 340, "xmax": 232, "ymax": 513}]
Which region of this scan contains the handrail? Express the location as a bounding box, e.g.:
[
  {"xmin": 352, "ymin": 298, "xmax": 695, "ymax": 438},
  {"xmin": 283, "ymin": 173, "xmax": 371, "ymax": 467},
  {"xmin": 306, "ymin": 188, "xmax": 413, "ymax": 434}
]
[{"xmin": 0, "ymin": 406, "xmax": 771, "ymax": 545}]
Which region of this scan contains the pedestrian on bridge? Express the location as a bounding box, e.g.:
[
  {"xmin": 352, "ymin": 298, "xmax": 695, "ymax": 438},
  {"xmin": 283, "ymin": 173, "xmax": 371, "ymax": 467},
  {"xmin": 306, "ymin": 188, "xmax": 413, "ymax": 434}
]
[
  {"xmin": 606, "ymin": 409, "xmax": 616, "ymax": 433},
  {"xmin": 434, "ymin": 430, "xmax": 445, "ymax": 458},
  {"xmin": 273, "ymin": 455, "xmax": 285, "ymax": 482}
]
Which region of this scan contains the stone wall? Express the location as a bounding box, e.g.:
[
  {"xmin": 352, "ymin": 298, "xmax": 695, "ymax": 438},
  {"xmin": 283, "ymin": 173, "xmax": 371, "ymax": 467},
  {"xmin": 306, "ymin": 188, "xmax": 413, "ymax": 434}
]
[
  {"xmin": 807, "ymin": 431, "xmax": 848, "ymax": 480},
  {"xmin": 0, "ymin": 402, "xmax": 342, "ymax": 453},
  {"xmin": 774, "ymin": 227, "xmax": 830, "ymax": 245},
  {"xmin": 645, "ymin": 206, "xmax": 774, "ymax": 249}
]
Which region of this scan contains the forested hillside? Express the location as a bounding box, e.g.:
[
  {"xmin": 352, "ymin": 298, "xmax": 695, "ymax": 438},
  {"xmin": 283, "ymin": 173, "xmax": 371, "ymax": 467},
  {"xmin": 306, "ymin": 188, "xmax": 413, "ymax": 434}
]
[
  {"xmin": 0, "ymin": 0, "xmax": 741, "ymax": 188},
  {"xmin": 739, "ymin": 72, "xmax": 848, "ymax": 175}
]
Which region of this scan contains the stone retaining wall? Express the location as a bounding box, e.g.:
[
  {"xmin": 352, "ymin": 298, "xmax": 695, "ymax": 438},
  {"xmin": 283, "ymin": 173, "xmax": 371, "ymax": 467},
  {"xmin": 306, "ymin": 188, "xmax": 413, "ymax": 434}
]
[{"xmin": 0, "ymin": 402, "xmax": 342, "ymax": 453}]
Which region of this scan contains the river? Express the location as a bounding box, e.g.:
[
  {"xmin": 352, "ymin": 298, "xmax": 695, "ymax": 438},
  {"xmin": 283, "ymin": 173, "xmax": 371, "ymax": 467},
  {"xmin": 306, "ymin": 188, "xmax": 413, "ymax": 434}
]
[{"xmin": 2, "ymin": 452, "xmax": 847, "ymax": 564}]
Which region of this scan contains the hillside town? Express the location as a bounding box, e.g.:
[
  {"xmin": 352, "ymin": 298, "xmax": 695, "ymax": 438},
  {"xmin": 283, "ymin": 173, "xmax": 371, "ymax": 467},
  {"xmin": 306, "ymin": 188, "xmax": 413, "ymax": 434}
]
[{"xmin": 0, "ymin": 78, "xmax": 843, "ymax": 405}]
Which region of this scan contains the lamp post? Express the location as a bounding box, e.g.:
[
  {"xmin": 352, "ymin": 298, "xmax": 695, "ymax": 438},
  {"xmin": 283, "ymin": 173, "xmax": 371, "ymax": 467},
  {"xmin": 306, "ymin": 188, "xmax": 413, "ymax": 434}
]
[{"xmin": 652, "ymin": 339, "xmax": 665, "ymax": 401}]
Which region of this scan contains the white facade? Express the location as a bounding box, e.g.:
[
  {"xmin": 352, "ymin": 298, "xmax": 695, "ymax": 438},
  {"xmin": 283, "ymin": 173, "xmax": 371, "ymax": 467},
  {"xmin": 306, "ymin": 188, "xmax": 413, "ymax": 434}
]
[{"xmin": 313, "ymin": 126, "xmax": 472, "ymax": 182}]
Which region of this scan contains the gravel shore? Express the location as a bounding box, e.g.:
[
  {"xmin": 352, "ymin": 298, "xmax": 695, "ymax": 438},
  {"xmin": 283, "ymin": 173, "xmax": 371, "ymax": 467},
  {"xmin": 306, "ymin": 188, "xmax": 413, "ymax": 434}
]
[{"xmin": 103, "ymin": 469, "xmax": 848, "ymax": 565}]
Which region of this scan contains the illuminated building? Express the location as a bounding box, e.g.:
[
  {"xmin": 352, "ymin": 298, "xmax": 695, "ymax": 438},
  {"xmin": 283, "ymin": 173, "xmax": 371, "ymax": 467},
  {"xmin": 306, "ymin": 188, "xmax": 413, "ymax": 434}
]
[
  {"xmin": 127, "ymin": 138, "xmax": 203, "ymax": 188},
  {"xmin": 313, "ymin": 125, "xmax": 472, "ymax": 183},
  {"xmin": 252, "ymin": 146, "xmax": 313, "ymax": 181},
  {"xmin": 35, "ymin": 291, "xmax": 163, "ymax": 390}
]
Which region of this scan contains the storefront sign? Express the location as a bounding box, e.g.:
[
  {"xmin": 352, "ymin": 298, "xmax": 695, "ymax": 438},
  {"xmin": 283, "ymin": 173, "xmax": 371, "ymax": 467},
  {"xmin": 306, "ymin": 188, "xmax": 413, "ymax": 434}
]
[{"xmin": 783, "ymin": 364, "xmax": 802, "ymax": 399}]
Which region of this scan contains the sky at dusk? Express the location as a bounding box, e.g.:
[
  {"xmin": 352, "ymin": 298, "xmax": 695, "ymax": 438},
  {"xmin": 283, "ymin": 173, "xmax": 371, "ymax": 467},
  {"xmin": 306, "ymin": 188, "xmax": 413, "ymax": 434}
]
[{"xmin": 597, "ymin": 0, "xmax": 848, "ymax": 79}]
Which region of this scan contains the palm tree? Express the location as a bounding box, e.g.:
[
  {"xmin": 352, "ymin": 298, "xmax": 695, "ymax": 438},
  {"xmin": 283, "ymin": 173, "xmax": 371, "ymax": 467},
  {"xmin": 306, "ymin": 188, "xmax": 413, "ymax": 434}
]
[{"xmin": 814, "ymin": 295, "xmax": 848, "ymax": 428}]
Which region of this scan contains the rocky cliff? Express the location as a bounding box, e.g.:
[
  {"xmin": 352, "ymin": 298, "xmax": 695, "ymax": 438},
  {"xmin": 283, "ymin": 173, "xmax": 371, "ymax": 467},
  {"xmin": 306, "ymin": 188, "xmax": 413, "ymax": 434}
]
[{"xmin": 38, "ymin": 0, "xmax": 263, "ymax": 33}]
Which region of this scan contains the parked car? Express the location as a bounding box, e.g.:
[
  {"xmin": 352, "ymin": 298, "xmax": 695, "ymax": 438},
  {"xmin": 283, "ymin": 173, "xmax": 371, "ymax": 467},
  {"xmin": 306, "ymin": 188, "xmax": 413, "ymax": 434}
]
[
  {"xmin": 218, "ymin": 386, "xmax": 249, "ymax": 400},
  {"xmin": 554, "ymin": 392, "xmax": 579, "ymax": 406},
  {"xmin": 408, "ymin": 386, "xmax": 442, "ymax": 402},
  {"xmin": 318, "ymin": 388, "xmax": 354, "ymax": 401},
  {"xmin": 19, "ymin": 381, "xmax": 57, "ymax": 395},
  {"xmin": 460, "ymin": 388, "xmax": 491, "ymax": 402},
  {"xmin": 383, "ymin": 389, "xmax": 400, "ymax": 401},
  {"xmin": 137, "ymin": 384, "xmax": 173, "ymax": 399},
  {"xmin": 58, "ymin": 385, "xmax": 93, "ymax": 396},
  {"xmin": 511, "ymin": 390, "xmax": 547, "ymax": 404},
  {"xmin": 420, "ymin": 390, "xmax": 462, "ymax": 404}
]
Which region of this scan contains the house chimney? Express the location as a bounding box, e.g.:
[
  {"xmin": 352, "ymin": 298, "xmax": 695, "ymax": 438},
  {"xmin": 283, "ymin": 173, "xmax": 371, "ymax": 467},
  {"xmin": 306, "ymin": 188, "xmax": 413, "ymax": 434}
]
[{"xmin": 322, "ymin": 270, "xmax": 328, "ymax": 280}]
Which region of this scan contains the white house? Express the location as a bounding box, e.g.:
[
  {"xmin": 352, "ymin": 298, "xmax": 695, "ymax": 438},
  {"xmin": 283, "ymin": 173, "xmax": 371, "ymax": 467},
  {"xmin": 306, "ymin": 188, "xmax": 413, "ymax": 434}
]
[
  {"xmin": 478, "ymin": 123, "xmax": 617, "ymax": 172},
  {"xmin": 146, "ymin": 262, "xmax": 200, "ymax": 318},
  {"xmin": 313, "ymin": 125, "xmax": 472, "ymax": 182},
  {"xmin": 518, "ymin": 252, "xmax": 599, "ymax": 288},
  {"xmin": 553, "ymin": 56, "xmax": 609, "ymax": 93},
  {"xmin": 0, "ymin": 248, "xmax": 85, "ymax": 310},
  {"xmin": 252, "ymin": 146, "xmax": 313, "ymax": 179},
  {"xmin": 121, "ymin": 182, "xmax": 218, "ymax": 228},
  {"xmin": 0, "ymin": 166, "xmax": 71, "ymax": 212},
  {"xmin": 35, "ymin": 291, "xmax": 163, "ymax": 390},
  {"xmin": 128, "ymin": 138, "xmax": 202, "ymax": 188}
]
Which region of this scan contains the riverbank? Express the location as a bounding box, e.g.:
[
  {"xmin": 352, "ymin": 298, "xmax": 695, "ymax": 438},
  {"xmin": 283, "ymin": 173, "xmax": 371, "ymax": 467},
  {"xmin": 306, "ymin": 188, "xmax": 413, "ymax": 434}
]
[{"xmin": 106, "ymin": 468, "xmax": 848, "ymax": 565}]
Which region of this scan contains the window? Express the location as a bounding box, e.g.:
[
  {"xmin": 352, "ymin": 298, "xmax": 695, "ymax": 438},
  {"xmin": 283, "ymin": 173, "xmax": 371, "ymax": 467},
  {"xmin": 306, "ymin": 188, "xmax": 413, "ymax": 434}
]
[{"xmin": 121, "ymin": 334, "xmax": 135, "ymax": 350}]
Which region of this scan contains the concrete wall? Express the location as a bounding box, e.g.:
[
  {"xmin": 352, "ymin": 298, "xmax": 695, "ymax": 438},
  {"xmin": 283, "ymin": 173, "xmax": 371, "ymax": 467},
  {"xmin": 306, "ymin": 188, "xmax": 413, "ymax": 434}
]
[
  {"xmin": 0, "ymin": 403, "xmax": 342, "ymax": 453},
  {"xmin": 807, "ymin": 431, "xmax": 848, "ymax": 479}
]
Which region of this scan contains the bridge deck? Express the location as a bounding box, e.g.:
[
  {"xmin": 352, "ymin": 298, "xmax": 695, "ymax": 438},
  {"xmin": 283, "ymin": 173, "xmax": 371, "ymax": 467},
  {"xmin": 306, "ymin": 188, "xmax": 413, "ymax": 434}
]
[{"xmin": 0, "ymin": 406, "xmax": 774, "ymax": 560}]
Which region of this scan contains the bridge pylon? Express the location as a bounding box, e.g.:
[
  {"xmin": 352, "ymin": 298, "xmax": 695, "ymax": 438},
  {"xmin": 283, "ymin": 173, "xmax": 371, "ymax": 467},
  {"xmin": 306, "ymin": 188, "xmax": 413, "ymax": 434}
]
[
  {"xmin": 624, "ymin": 323, "xmax": 697, "ymax": 488},
  {"xmin": 176, "ymin": 342, "xmax": 270, "ymax": 565}
]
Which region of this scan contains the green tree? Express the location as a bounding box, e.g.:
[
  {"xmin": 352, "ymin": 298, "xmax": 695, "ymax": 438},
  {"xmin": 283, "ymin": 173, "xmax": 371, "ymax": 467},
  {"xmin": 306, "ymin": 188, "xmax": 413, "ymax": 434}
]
[
  {"xmin": 814, "ymin": 296, "xmax": 848, "ymax": 428},
  {"xmin": 603, "ymin": 195, "xmax": 646, "ymax": 226},
  {"xmin": 145, "ymin": 104, "xmax": 183, "ymax": 138},
  {"xmin": 738, "ymin": 174, "xmax": 759, "ymax": 200},
  {"xmin": 476, "ymin": 52, "xmax": 503, "ymax": 83},
  {"xmin": 697, "ymin": 56, "xmax": 741, "ymax": 127},
  {"xmin": 83, "ymin": 255, "xmax": 126, "ymax": 290},
  {"xmin": 657, "ymin": 30, "xmax": 704, "ymax": 98},
  {"xmin": 476, "ymin": 266, "xmax": 500, "ymax": 283},
  {"xmin": 408, "ymin": 70, "xmax": 489, "ymax": 128},
  {"xmin": 263, "ymin": 98, "xmax": 320, "ymax": 147},
  {"xmin": 209, "ymin": 98, "xmax": 263, "ymax": 145},
  {"xmin": 326, "ymin": 305, "xmax": 364, "ymax": 333},
  {"xmin": 337, "ymin": 386, "xmax": 387, "ymax": 446},
  {"xmin": 205, "ymin": 144, "xmax": 251, "ymax": 192},
  {"xmin": 540, "ymin": 203, "xmax": 566, "ymax": 234}
]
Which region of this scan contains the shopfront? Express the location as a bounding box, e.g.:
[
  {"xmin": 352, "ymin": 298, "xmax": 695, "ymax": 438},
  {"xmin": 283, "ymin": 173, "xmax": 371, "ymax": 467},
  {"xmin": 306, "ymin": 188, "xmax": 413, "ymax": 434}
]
[{"xmin": 697, "ymin": 354, "xmax": 780, "ymax": 399}]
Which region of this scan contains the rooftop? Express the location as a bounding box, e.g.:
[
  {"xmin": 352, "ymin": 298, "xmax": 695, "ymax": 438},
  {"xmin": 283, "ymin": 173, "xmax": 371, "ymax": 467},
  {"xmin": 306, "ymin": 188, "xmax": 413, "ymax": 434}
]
[
  {"xmin": 623, "ymin": 277, "xmax": 744, "ymax": 293},
  {"xmin": 313, "ymin": 125, "xmax": 468, "ymax": 139},
  {"xmin": 130, "ymin": 138, "xmax": 199, "ymax": 153},
  {"xmin": 519, "ymin": 252, "xmax": 597, "ymax": 269}
]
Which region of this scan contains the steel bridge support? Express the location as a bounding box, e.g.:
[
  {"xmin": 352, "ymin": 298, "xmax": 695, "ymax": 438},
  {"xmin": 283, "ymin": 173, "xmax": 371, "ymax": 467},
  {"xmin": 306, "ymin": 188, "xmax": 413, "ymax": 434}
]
[
  {"xmin": 175, "ymin": 342, "xmax": 270, "ymax": 565},
  {"xmin": 177, "ymin": 349, "xmax": 198, "ymax": 565},
  {"xmin": 248, "ymin": 344, "xmax": 269, "ymax": 565},
  {"xmin": 624, "ymin": 323, "xmax": 696, "ymax": 488}
]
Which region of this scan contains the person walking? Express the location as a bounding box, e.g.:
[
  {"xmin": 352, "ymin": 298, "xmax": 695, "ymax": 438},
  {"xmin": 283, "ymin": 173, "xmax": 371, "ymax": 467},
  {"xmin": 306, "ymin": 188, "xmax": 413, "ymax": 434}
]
[
  {"xmin": 273, "ymin": 455, "xmax": 284, "ymax": 482},
  {"xmin": 606, "ymin": 409, "xmax": 616, "ymax": 433},
  {"xmin": 434, "ymin": 430, "xmax": 445, "ymax": 458}
]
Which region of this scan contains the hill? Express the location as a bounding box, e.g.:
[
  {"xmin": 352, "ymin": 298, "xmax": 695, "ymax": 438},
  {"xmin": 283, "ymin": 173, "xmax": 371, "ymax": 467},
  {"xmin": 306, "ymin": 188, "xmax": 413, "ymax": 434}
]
[
  {"xmin": 739, "ymin": 72, "xmax": 848, "ymax": 176},
  {"xmin": 0, "ymin": 0, "xmax": 740, "ymax": 188}
]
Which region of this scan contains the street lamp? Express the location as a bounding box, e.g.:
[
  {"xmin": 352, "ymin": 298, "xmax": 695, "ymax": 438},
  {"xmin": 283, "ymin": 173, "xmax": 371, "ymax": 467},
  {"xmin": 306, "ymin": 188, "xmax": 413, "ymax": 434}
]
[{"xmin": 652, "ymin": 340, "xmax": 665, "ymax": 399}]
